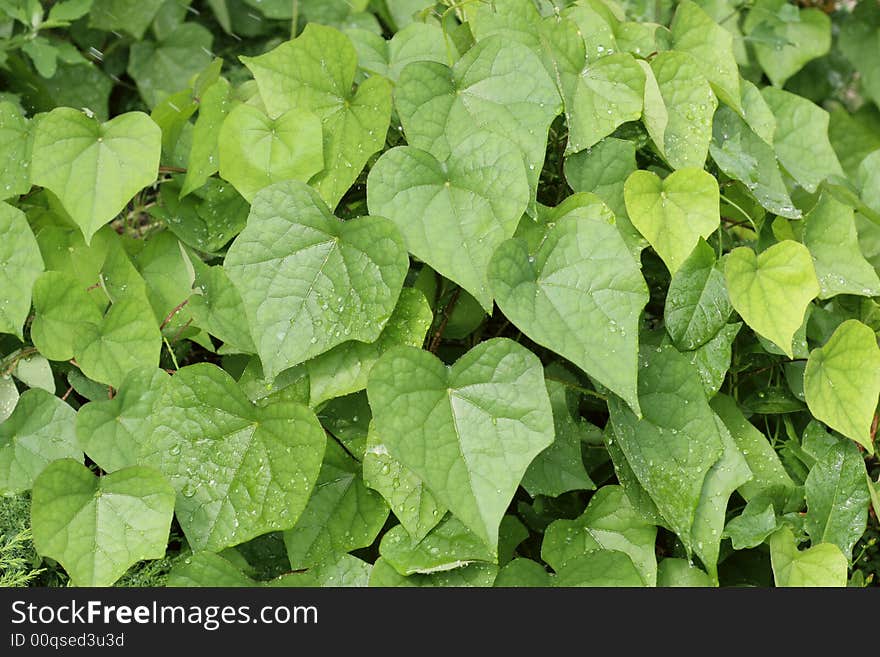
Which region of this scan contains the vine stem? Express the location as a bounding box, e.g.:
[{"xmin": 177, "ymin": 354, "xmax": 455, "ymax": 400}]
[
  {"xmin": 428, "ymin": 288, "xmax": 462, "ymax": 353},
  {"xmin": 1, "ymin": 347, "xmax": 38, "ymax": 376},
  {"xmin": 160, "ymin": 299, "xmax": 189, "ymax": 330}
]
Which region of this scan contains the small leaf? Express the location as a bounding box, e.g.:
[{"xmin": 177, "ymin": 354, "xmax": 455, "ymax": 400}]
[
  {"xmin": 724, "ymin": 241, "xmax": 819, "ymax": 358},
  {"xmin": 0, "ymin": 101, "xmax": 32, "ymax": 200},
  {"xmin": 367, "ymin": 339, "xmax": 554, "ymax": 549},
  {"xmin": 554, "ymin": 550, "xmax": 645, "ymax": 587},
  {"xmin": 368, "ymin": 557, "xmax": 498, "ymax": 587},
  {"xmin": 31, "ymin": 271, "xmax": 104, "ymax": 361},
  {"xmin": 31, "ymin": 109, "xmax": 161, "ymax": 243},
  {"xmin": 12, "ymin": 354, "xmax": 54, "ymax": 392},
  {"xmin": 0, "ymin": 202, "xmax": 43, "ymax": 339},
  {"xmin": 624, "ymin": 167, "xmax": 720, "ymax": 274},
  {"xmin": 31, "ymin": 460, "xmax": 175, "ymax": 586},
  {"xmin": 380, "ymin": 515, "xmax": 496, "ymax": 576},
  {"xmin": 769, "ymin": 526, "xmax": 847, "ymax": 587},
  {"xmin": 181, "ymin": 78, "xmax": 232, "ymax": 197},
  {"xmin": 804, "ymin": 320, "xmax": 880, "ymax": 454},
  {"xmin": 657, "ymin": 559, "xmax": 714, "ymax": 587},
  {"xmin": 723, "ymin": 498, "xmax": 779, "ymax": 550}
]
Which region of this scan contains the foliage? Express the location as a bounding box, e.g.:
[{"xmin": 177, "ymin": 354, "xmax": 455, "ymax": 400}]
[{"xmin": 0, "ymin": 0, "xmax": 879, "ymax": 588}]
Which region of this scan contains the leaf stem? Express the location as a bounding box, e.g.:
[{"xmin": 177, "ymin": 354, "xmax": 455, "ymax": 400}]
[{"xmin": 428, "ymin": 287, "xmax": 462, "ymax": 353}]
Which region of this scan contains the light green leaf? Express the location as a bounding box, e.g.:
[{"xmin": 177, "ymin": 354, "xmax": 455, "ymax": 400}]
[
  {"xmin": 762, "ymin": 87, "xmax": 843, "ymax": 194},
  {"xmin": 554, "ymin": 549, "xmax": 645, "ymax": 587},
  {"xmin": 489, "ymin": 198, "xmax": 648, "ymax": 413},
  {"xmin": 395, "ymin": 36, "xmax": 560, "ymax": 210},
  {"xmin": 161, "ymin": 177, "xmax": 249, "ymax": 254},
  {"xmin": 744, "ymin": 0, "xmax": 831, "ymax": 88},
  {"xmin": 89, "ymin": 0, "xmax": 164, "ymax": 39},
  {"xmin": 624, "ymin": 167, "xmax": 719, "ymax": 274},
  {"xmin": 368, "ymin": 557, "xmax": 497, "ymax": 587},
  {"xmin": 76, "ymin": 368, "xmax": 169, "ymax": 473},
  {"xmin": 31, "ymin": 272, "xmax": 104, "ymax": 361},
  {"xmin": 129, "ymin": 231, "xmax": 194, "ymax": 331},
  {"xmin": 367, "ymin": 133, "xmax": 529, "ymax": 311},
  {"xmin": 225, "ymin": 181, "xmax": 408, "ymax": 379},
  {"xmin": 218, "ymin": 104, "xmax": 324, "ymax": 203},
  {"xmin": 724, "ymin": 241, "xmax": 819, "ymax": 358},
  {"xmin": 283, "ymin": 440, "xmax": 389, "ymax": 569},
  {"xmin": 670, "ymin": 0, "xmax": 741, "ymax": 112},
  {"xmin": 542, "ymin": 485, "xmax": 657, "ymax": 586},
  {"xmin": 181, "ymin": 78, "xmax": 232, "ymax": 197},
  {"xmin": 664, "ymin": 239, "xmax": 732, "ymax": 350},
  {"xmin": 72, "ymin": 296, "xmax": 162, "ymax": 389},
  {"xmin": 803, "ymin": 194, "xmax": 880, "ymax": 300},
  {"xmin": 710, "ymin": 106, "xmax": 799, "ymax": 219},
  {"xmin": 839, "ymin": 3, "xmax": 880, "ymax": 108},
  {"xmin": 607, "ymin": 345, "xmax": 723, "ymax": 548},
  {"xmin": 642, "ymin": 51, "xmax": 717, "ymax": 169},
  {"xmin": 679, "ymin": 322, "xmax": 741, "ymax": 397},
  {"xmin": 804, "ymin": 320, "xmax": 880, "ymax": 454},
  {"xmin": 367, "ymin": 339, "xmax": 554, "ymax": 549},
  {"xmin": 363, "ymin": 421, "xmax": 446, "ymax": 542},
  {"xmin": 0, "ymin": 389, "xmax": 80, "ymax": 494},
  {"xmin": 657, "ymin": 558, "xmax": 713, "ymax": 586},
  {"xmin": 494, "ymin": 558, "xmax": 553, "ymax": 587},
  {"xmin": 770, "ymin": 526, "xmax": 847, "ymax": 587},
  {"xmin": 0, "ymin": 203, "xmax": 43, "ymax": 338},
  {"xmin": 521, "ymin": 367, "xmax": 598, "ymax": 498},
  {"xmin": 31, "ymin": 109, "xmax": 161, "ymax": 244},
  {"xmin": 723, "ymin": 498, "xmax": 779, "ymax": 550},
  {"xmin": 187, "ymin": 257, "xmax": 255, "ymax": 353},
  {"xmin": 128, "ymin": 24, "xmax": 213, "ymax": 108},
  {"xmin": 0, "ymin": 101, "xmax": 32, "ymax": 199},
  {"xmin": 380, "ymin": 515, "xmax": 496, "ymax": 576},
  {"xmin": 144, "ymin": 363, "xmax": 326, "ymax": 552},
  {"xmin": 740, "ymin": 78, "xmax": 776, "ymax": 145},
  {"xmin": 242, "ymin": 24, "xmax": 392, "ymax": 208},
  {"xmin": 31, "ymin": 460, "xmax": 175, "ymax": 586},
  {"xmin": 805, "ymin": 435, "xmax": 870, "ymax": 561},
  {"xmin": 12, "ymin": 354, "xmax": 53, "ymax": 392},
  {"xmin": 306, "ymin": 288, "xmax": 433, "ymax": 407},
  {"xmin": 0, "ymin": 377, "xmax": 17, "ymax": 424}
]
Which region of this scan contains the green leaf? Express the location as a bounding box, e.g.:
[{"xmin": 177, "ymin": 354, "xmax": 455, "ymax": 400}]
[
  {"xmin": 143, "ymin": 363, "xmax": 326, "ymax": 551},
  {"xmin": 494, "ymin": 558, "xmax": 553, "ymax": 587},
  {"xmin": 160, "ymin": 177, "xmax": 249, "ymax": 253},
  {"xmin": 804, "ymin": 320, "xmax": 880, "ymax": 454},
  {"xmin": 187, "ymin": 257, "xmax": 255, "ymax": 353},
  {"xmin": 769, "ymin": 526, "xmax": 847, "ymax": 587},
  {"xmin": 657, "ymin": 558, "xmax": 714, "ymax": 586},
  {"xmin": 642, "ymin": 51, "xmax": 717, "ymax": 170},
  {"xmin": 363, "ymin": 421, "xmax": 446, "ymax": 542},
  {"xmin": 624, "ymin": 167, "xmax": 720, "ymax": 274},
  {"xmin": 761, "ymin": 88, "xmax": 843, "ymax": 194},
  {"xmin": 379, "ymin": 515, "xmax": 496, "ymax": 575},
  {"xmin": 839, "ymin": 2, "xmax": 880, "ymax": 108},
  {"xmin": 181, "ymin": 78, "xmax": 232, "ymax": 197},
  {"xmin": 242, "ymin": 24, "xmax": 392, "ymax": 208},
  {"xmin": 803, "ymin": 194, "xmax": 880, "ymax": 300},
  {"xmin": 0, "ymin": 101, "xmax": 32, "ymax": 199},
  {"xmin": 710, "ymin": 106, "xmax": 799, "ymax": 219},
  {"xmin": 31, "ymin": 460, "xmax": 175, "ymax": 586},
  {"xmin": 367, "ymin": 133, "xmax": 529, "ymax": 311},
  {"xmin": 744, "ymin": 0, "xmax": 831, "ymax": 88},
  {"xmin": 489, "ymin": 196, "xmax": 648, "ymax": 413},
  {"xmin": 283, "ymin": 440, "xmax": 389, "ymax": 569},
  {"xmin": 607, "ymin": 345, "xmax": 723, "ymax": 549},
  {"xmin": 31, "ymin": 109, "xmax": 161, "ymax": 244},
  {"xmin": 76, "ymin": 368, "xmax": 169, "ymax": 473},
  {"xmin": 679, "ymin": 322, "xmax": 741, "ymax": 397},
  {"xmin": 72, "ymin": 296, "xmax": 162, "ymax": 388},
  {"xmin": 89, "ymin": 0, "xmax": 164, "ymax": 39},
  {"xmin": 12, "ymin": 353, "xmax": 54, "ymax": 392},
  {"xmin": 395, "ymin": 36, "xmax": 560, "ymax": 210},
  {"xmin": 542, "ymin": 485, "xmax": 657, "ymax": 586},
  {"xmin": 128, "ymin": 24, "xmax": 214, "ymax": 108},
  {"xmin": 0, "ymin": 389, "xmax": 80, "ymax": 494},
  {"xmin": 0, "ymin": 202, "xmax": 43, "ymax": 338},
  {"xmin": 670, "ymin": 0, "xmax": 741, "ymax": 113},
  {"xmin": 368, "ymin": 557, "xmax": 498, "ymax": 587},
  {"xmin": 664, "ymin": 239, "xmax": 733, "ymax": 350},
  {"xmin": 0, "ymin": 377, "xmax": 18, "ymax": 424},
  {"xmin": 554, "ymin": 549, "xmax": 645, "ymax": 587},
  {"xmin": 306, "ymin": 287, "xmax": 433, "ymax": 407},
  {"xmin": 804, "ymin": 435, "xmax": 870, "ymax": 560},
  {"xmin": 367, "ymin": 339, "xmax": 554, "ymax": 549},
  {"xmin": 31, "ymin": 273, "xmax": 103, "ymax": 362},
  {"xmin": 224, "ymin": 181, "xmax": 408, "ymax": 380},
  {"xmin": 724, "ymin": 241, "xmax": 819, "ymax": 358},
  {"xmin": 217, "ymin": 104, "xmax": 324, "ymax": 202},
  {"xmin": 521, "ymin": 367, "xmax": 598, "ymax": 498},
  {"xmin": 723, "ymin": 498, "xmax": 779, "ymax": 549}
]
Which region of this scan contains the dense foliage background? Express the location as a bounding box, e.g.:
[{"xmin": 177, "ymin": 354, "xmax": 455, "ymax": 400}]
[{"xmin": 1, "ymin": 0, "xmax": 879, "ymax": 588}]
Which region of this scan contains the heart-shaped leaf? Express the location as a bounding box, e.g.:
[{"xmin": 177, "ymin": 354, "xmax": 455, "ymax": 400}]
[
  {"xmin": 804, "ymin": 320, "xmax": 880, "ymax": 454},
  {"xmin": 624, "ymin": 168, "xmax": 720, "ymax": 274},
  {"xmin": 367, "ymin": 339, "xmax": 554, "ymax": 549},
  {"xmin": 489, "ymin": 198, "xmax": 648, "ymax": 413},
  {"xmin": 31, "ymin": 459, "xmax": 175, "ymax": 586},
  {"xmin": 769, "ymin": 526, "xmax": 847, "ymax": 587},
  {"xmin": 724, "ymin": 241, "xmax": 819, "ymax": 358},
  {"xmin": 218, "ymin": 104, "xmax": 324, "ymax": 202},
  {"xmin": 31, "ymin": 271, "xmax": 104, "ymax": 360},
  {"xmin": 0, "ymin": 202, "xmax": 43, "ymax": 339},
  {"xmin": 143, "ymin": 363, "xmax": 326, "ymax": 551},
  {"xmin": 367, "ymin": 132, "xmax": 530, "ymax": 311},
  {"xmin": 31, "ymin": 108, "xmax": 161, "ymax": 243},
  {"xmin": 0, "ymin": 389, "xmax": 80, "ymax": 494},
  {"xmin": 242, "ymin": 23, "xmax": 392, "ymax": 208},
  {"xmin": 224, "ymin": 181, "xmax": 408, "ymax": 380}
]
